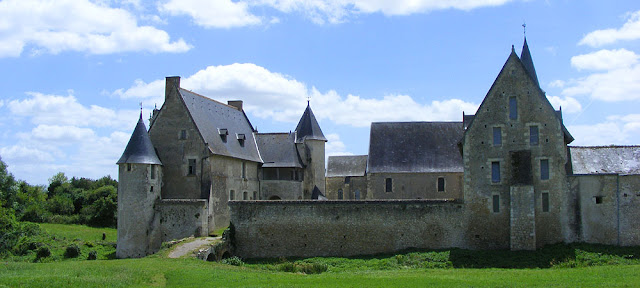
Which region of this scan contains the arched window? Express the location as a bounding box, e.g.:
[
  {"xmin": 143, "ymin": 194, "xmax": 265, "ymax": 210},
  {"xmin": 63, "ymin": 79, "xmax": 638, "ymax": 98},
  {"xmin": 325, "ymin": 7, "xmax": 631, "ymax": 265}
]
[{"xmin": 243, "ymin": 191, "xmax": 248, "ymax": 200}]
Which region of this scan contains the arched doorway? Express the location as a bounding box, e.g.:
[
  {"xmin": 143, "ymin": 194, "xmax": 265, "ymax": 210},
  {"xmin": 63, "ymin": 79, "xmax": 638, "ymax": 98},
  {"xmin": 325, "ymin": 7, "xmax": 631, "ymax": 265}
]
[{"xmin": 268, "ymin": 195, "xmax": 281, "ymax": 200}]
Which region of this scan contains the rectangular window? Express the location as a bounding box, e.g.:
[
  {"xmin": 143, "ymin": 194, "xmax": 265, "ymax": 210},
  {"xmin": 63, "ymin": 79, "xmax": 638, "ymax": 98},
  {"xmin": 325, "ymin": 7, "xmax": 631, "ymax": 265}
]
[
  {"xmin": 540, "ymin": 159, "xmax": 549, "ymax": 180},
  {"xmin": 338, "ymin": 189, "xmax": 343, "ymax": 200},
  {"xmin": 179, "ymin": 129, "xmax": 187, "ymax": 140},
  {"xmin": 542, "ymin": 192, "xmax": 549, "ymax": 212},
  {"xmin": 344, "ymin": 176, "xmax": 351, "ymax": 184},
  {"xmin": 595, "ymin": 196, "xmax": 603, "ymax": 204},
  {"xmin": 253, "ymin": 191, "xmax": 257, "ymax": 200},
  {"xmin": 493, "ymin": 127, "xmax": 502, "ymax": 146},
  {"xmin": 243, "ymin": 191, "xmax": 248, "ymax": 200},
  {"xmin": 385, "ymin": 178, "xmax": 393, "ymax": 193},
  {"xmin": 530, "ymin": 126, "xmax": 539, "ymax": 145},
  {"xmin": 509, "ymin": 97, "xmax": 517, "ymax": 120},
  {"xmin": 493, "ymin": 195, "xmax": 500, "ymax": 213},
  {"xmin": 188, "ymin": 159, "xmax": 196, "ymax": 175},
  {"xmin": 150, "ymin": 165, "xmax": 156, "ymax": 179},
  {"xmin": 241, "ymin": 162, "xmax": 246, "ymax": 179},
  {"xmin": 229, "ymin": 190, "xmax": 235, "ymax": 200},
  {"xmin": 491, "ymin": 161, "xmax": 501, "ymax": 183},
  {"xmin": 437, "ymin": 177, "xmax": 445, "ymax": 192},
  {"xmin": 127, "ymin": 163, "xmax": 132, "ymax": 171}
]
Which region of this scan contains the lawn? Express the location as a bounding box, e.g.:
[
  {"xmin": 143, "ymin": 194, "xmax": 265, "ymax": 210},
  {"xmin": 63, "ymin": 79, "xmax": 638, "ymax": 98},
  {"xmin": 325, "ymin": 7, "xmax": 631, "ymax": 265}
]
[{"xmin": 1, "ymin": 223, "xmax": 640, "ymax": 287}]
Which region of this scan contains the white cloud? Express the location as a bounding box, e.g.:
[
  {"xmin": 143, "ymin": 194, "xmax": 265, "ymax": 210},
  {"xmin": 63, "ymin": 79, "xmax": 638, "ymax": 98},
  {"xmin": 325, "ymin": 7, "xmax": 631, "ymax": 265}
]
[
  {"xmin": 160, "ymin": 0, "xmax": 514, "ymax": 27},
  {"xmin": 561, "ymin": 63, "xmax": 640, "ymax": 101},
  {"xmin": 160, "ymin": 0, "xmax": 262, "ymax": 28},
  {"xmin": 0, "ymin": 0, "xmax": 191, "ymax": 57},
  {"xmin": 568, "ymin": 114, "xmax": 640, "ymax": 146},
  {"xmin": 8, "ymin": 92, "xmax": 137, "ymax": 129},
  {"xmin": 115, "ymin": 63, "xmax": 478, "ymax": 127},
  {"xmin": 571, "ymin": 49, "xmax": 639, "ymax": 71},
  {"xmin": 580, "ymin": 10, "xmax": 640, "ymax": 47},
  {"xmin": 0, "ymin": 145, "xmax": 55, "ymax": 163},
  {"xmin": 547, "ymin": 95, "xmax": 582, "ymax": 114},
  {"xmin": 31, "ymin": 125, "xmax": 96, "ymax": 144},
  {"xmin": 325, "ymin": 133, "xmax": 352, "ymax": 158}
]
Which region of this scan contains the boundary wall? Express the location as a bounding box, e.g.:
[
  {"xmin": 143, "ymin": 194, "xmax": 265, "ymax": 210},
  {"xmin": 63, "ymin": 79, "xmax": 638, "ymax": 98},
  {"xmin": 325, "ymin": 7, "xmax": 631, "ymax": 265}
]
[{"xmin": 229, "ymin": 200, "xmax": 466, "ymax": 259}]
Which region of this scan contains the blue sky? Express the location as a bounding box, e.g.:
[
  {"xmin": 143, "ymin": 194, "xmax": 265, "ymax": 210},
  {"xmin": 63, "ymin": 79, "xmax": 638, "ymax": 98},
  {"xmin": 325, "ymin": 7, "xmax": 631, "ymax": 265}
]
[{"xmin": 1, "ymin": 0, "xmax": 640, "ymax": 185}]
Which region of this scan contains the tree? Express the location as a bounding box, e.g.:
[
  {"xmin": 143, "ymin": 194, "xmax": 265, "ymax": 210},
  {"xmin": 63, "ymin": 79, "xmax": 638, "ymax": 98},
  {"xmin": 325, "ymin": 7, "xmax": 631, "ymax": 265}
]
[{"xmin": 0, "ymin": 157, "xmax": 18, "ymax": 209}]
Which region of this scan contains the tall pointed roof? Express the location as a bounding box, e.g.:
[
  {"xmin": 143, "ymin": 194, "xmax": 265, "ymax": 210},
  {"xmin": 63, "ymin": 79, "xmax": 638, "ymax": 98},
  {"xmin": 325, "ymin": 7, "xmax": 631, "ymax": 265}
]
[
  {"xmin": 294, "ymin": 102, "xmax": 326, "ymax": 142},
  {"xmin": 117, "ymin": 113, "xmax": 162, "ymax": 165},
  {"xmin": 520, "ymin": 37, "xmax": 540, "ymax": 87}
]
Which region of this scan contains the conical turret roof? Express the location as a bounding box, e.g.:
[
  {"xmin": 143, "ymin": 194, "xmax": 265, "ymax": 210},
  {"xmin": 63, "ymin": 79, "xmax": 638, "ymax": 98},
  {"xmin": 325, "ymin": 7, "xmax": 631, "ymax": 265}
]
[
  {"xmin": 294, "ymin": 102, "xmax": 326, "ymax": 142},
  {"xmin": 117, "ymin": 112, "xmax": 162, "ymax": 165},
  {"xmin": 520, "ymin": 37, "xmax": 540, "ymax": 87}
]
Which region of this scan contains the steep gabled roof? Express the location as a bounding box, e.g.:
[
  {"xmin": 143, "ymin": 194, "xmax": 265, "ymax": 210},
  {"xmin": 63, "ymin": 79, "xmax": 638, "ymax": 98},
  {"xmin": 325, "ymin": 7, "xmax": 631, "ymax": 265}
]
[
  {"xmin": 520, "ymin": 37, "xmax": 539, "ymax": 87},
  {"xmin": 368, "ymin": 122, "xmax": 464, "ymax": 173},
  {"xmin": 295, "ymin": 102, "xmax": 326, "ymax": 142},
  {"xmin": 464, "ymin": 41, "xmax": 574, "ymax": 144},
  {"xmin": 569, "ymin": 146, "xmax": 640, "ymax": 175},
  {"xmin": 255, "ymin": 133, "xmax": 303, "ymax": 168},
  {"xmin": 117, "ymin": 113, "xmax": 162, "ymax": 165},
  {"xmin": 327, "ymin": 155, "xmax": 368, "ymax": 177},
  {"xmin": 179, "ymin": 89, "xmax": 262, "ymax": 163}
]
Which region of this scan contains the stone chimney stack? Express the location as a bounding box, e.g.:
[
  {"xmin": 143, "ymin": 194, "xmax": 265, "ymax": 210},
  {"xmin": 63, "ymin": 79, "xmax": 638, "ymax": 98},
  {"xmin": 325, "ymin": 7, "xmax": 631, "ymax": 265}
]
[
  {"xmin": 165, "ymin": 76, "xmax": 180, "ymax": 100},
  {"xmin": 228, "ymin": 100, "xmax": 243, "ymax": 111}
]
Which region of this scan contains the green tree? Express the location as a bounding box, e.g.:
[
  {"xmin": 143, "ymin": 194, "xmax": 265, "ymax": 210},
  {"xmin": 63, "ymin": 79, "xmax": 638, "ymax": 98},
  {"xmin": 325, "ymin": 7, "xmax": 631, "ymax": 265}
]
[{"xmin": 0, "ymin": 157, "xmax": 18, "ymax": 209}]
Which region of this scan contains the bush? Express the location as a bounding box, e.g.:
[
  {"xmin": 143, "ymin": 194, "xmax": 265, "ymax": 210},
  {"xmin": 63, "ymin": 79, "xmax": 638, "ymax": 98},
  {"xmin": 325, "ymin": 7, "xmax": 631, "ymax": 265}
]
[
  {"xmin": 47, "ymin": 195, "xmax": 75, "ymax": 215},
  {"xmin": 64, "ymin": 244, "xmax": 80, "ymax": 258},
  {"xmin": 221, "ymin": 256, "xmax": 244, "ymax": 266},
  {"xmin": 276, "ymin": 262, "xmax": 328, "ymax": 274},
  {"xmin": 36, "ymin": 246, "xmax": 50, "ymax": 259},
  {"xmin": 88, "ymin": 250, "xmax": 97, "ymax": 260}
]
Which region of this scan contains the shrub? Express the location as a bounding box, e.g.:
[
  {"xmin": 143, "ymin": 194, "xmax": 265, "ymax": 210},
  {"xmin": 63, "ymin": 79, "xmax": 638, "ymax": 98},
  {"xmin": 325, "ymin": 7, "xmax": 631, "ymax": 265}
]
[
  {"xmin": 36, "ymin": 246, "xmax": 50, "ymax": 259},
  {"xmin": 47, "ymin": 195, "xmax": 75, "ymax": 215},
  {"xmin": 221, "ymin": 256, "xmax": 244, "ymax": 266},
  {"xmin": 88, "ymin": 250, "xmax": 97, "ymax": 260},
  {"xmin": 64, "ymin": 244, "xmax": 80, "ymax": 258},
  {"xmin": 276, "ymin": 262, "xmax": 328, "ymax": 274}
]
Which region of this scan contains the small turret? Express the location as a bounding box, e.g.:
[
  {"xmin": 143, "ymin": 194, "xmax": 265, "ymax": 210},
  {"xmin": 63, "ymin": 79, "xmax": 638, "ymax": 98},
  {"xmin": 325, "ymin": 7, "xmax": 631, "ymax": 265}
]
[
  {"xmin": 294, "ymin": 102, "xmax": 327, "ymax": 198},
  {"xmin": 116, "ymin": 112, "xmax": 163, "ymax": 258}
]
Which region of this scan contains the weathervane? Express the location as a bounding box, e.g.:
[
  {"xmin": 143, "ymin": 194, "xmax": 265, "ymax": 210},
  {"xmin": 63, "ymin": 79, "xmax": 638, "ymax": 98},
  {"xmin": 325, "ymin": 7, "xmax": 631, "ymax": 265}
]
[
  {"xmin": 522, "ymin": 22, "xmax": 526, "ymax": 36},
  {"xmin": 307, "ymin": 96, "xmax": 311, "ymax": 105},
  {"xmin": 140, "ymin": 102, "xmax": 143, "ymax": 113}
]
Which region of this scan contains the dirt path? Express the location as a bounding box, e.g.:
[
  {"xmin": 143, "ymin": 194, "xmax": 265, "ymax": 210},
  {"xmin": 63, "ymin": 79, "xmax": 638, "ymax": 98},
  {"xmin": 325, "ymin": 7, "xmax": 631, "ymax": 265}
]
[{"xmin": 168, "ymin": 237, "xmax": 220, "ymax": 258}]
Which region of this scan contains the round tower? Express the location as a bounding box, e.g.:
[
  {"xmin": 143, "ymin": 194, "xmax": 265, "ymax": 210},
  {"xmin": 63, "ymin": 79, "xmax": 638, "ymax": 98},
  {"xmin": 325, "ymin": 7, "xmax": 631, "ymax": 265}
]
[
  {"xmin": 116, "ymin": 112, "xmax": 163, "ymax": 258},
  {"xmin": 294, "ymin": 102, "xmax": 327, "ymax": 198}
]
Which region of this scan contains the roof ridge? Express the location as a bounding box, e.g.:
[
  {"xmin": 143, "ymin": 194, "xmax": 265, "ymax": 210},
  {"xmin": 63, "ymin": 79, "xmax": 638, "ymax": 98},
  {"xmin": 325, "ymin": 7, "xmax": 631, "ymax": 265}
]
[{"xmin": 179, "ymin": 88, "xmax": 237, "ymax": 110}]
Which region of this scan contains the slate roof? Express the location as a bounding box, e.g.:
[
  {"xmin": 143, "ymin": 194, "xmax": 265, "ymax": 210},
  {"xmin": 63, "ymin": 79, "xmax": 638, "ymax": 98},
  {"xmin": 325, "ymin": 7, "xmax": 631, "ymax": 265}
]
[
  {"xmin": 295, "ymin": 102, "xmax": 326, "ymax": 142},
  {"xmin": 368, "ymin": 122, "xmax": 464, "ymax": 173},
  {"xmin": 520, "ymin": 37, "xmax": 540, "ymax": 87},
  {"xmin": 117, "ymin": 113, "xmax": 162, "ymax": 165},
  {"xmin": 179, "ymin": 89, "xmax": 262, "ymax": 163},
  {"xmin": 255, "ymin": 133, "xmax": 303, "ymax": 168},
  {"xmin": 569, "ymin": 146, "xmax": 640, "ymax": 175},
  {"xmin": 326, "ymin": 155, "xmax": 368, "ymax": 177}
]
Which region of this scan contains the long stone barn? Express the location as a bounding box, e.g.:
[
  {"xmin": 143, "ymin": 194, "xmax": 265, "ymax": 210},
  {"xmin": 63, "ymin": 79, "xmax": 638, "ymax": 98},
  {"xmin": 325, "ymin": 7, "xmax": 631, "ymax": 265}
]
[{"xmin": 228, "ymin": 38, "xmax": 640, "ymax": 258}]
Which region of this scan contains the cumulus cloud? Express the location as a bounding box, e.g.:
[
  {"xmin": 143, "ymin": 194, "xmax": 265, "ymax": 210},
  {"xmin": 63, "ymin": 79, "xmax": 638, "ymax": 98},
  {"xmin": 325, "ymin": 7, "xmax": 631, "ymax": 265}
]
[
  {"xmin": 325, "ymin": 133, "xmax": 352, "ymax": 158},
  {"xmin": 571, "ymin": 49, "xmax": 639, "ymax": 71},
  {"xmin": 115, "ymin": 63, "xmax": 478, "ymax": 127},
  {"xmin": 579, "ymin": 10, "xmax": 640, "ymax": 47},
  {"xmin": 568, "ymin": 114, "xmax": 640, "ymax": 146},
  {"xmin": 159, "ymin": 0, "xmax": 261, "ymax": 28},
  {"xmin": 547, "ymin": 95, "xmax": 582, "ymax": 114},
  {"xmin": 160, "ymin": 0, "xmax": 514, "ymax": 26},
  {"xmin": 0, "ymin": 0, "xmax": 191, "ymax": 57},
  {"xmin": 8, "ymin": 92, "xmax": 137, "ymax": 129},
  {"xmin": 561, "ymin": 63, "xmax": 640, "ymax": 102},
  {"xmin": 1, "ymin": 91, "xmax": 137, "ymax": 184}
]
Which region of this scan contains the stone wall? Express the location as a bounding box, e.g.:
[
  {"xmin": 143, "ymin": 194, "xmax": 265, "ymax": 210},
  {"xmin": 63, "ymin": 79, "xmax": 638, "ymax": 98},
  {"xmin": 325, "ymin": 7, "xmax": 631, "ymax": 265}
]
[
  {"xmin": 367, "ymin": 172, "xmax": 462, "ymax": 200},
  {"xmin": 325, "ymin": 176, "xmax": 367, "ymax": 200},
  {"xmin": 509, "ymin": 185, "xmax": 535, "ymax": 250},
  {"xmin": 260, "ymin": 180, "xmax": 303, "ymax": 200},
  {"xmin": 229, "ymin": 200, "xmax": 466, "ymax": 259},
  {"xmin": 619, "ymin": 175, "xmax": 640, "ymax": 246},
  {"xmin": 159, "ymin": 199, "xmax": 208, "ymax": 242}
]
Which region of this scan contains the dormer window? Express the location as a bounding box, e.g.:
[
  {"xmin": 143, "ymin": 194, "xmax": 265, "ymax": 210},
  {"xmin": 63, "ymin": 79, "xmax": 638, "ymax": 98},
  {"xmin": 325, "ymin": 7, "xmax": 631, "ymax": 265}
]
[
  {"xmin": 218, "ymin": 128, "xmax": 228, "ymax": 142},
  {"xmin": 237, "ymin": 133, "xmax": 246, "ymax": 147}
]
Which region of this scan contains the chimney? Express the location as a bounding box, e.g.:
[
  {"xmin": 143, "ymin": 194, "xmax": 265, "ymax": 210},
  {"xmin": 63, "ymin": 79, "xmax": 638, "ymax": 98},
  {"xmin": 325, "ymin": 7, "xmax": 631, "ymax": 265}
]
[
  {"xmin": 228, "ymin": 100, "xmax": 243, "ymax": 111},
  {"xmin": 165, "ymin": 76, "xmax": 180, "ymax": 100}
]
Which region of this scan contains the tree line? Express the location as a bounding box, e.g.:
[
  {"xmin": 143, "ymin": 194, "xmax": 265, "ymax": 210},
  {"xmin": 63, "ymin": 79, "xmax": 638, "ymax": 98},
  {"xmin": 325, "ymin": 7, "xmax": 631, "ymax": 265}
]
[{"xmin": 0, "ymin": 158, "xmax": 117, "ymax": 228}]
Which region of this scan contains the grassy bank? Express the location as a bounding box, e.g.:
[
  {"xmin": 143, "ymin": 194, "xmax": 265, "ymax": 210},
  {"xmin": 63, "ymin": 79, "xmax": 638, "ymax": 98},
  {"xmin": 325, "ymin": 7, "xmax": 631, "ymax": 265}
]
[{"xmin": 2, "ymin": 223, "xmax": 640, "ymax": 287}]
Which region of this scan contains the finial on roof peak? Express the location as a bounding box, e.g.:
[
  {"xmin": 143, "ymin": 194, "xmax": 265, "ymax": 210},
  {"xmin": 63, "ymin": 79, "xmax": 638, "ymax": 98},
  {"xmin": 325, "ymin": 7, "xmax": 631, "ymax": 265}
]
[
  {"xmin": 522, "ymin": 22, "xmax": 526, "ymax": 37},
  {"xmin": 512, "ymin": 45, "xmax": 515, "ymax": 53}
]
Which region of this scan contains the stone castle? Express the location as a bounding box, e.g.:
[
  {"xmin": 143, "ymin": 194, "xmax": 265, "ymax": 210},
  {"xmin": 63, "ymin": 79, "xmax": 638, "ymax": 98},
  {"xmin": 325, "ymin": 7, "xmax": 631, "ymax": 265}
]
[{"xmin": 116, "ymin": 38, "xmax": 640, "ymax": 259}]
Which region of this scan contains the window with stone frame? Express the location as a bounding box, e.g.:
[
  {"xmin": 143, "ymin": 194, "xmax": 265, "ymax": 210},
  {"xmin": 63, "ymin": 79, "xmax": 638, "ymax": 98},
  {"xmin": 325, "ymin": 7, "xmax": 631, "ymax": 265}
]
[
  {"xmin": 338, "ymin": 189, "xmax": 343, "ymax": 200},
  {"xmin": 542, "ymin": 192, "xmax": 550, "ymax": 212},
  {"xmin": 229, "ymin": 190, "xmax": 235, "ymax": 200},
  {"xmin": 509, "ymin": 97, "xmax": 517, "ymax": 120},
  {"xmin": 188, "ymin": 159, "xmax": 196, "ymax": 175},
  {"xmin": 179, "ymin": 129, "xmax": 187, "ymax": 140},
  {"xmin": 385, "ymin": 178, "xmax": 393, "ymax": 193},
  {"xmin": 150, "ymin": 165, "xmax": 156, "ymax": 179},
  {"xmin": 493, "ymin": 127, "xmax": 502, "ymax": 146},
  {"xmin": 241, "ymin": 162, "xmax": 247, "ymax": 179},
  {"xmin": 530, "ymin": 126, "xmax": 539, "ymax": 145},
  {"xmin": 540, "ymin": 159, "xmax": 550, "ymax": 180},
  {"xmin": 437, "ymin": 177, "xmax": 445, "ymax": 192},
  {"xmin": 253, "ymin": 191, "xmax": 258, "ymax": 200},
  {"xmin": 493, "ymin": 195, "xmax": 500, "ymax": 213},
  {"xmin": 491, "ymin": 161, "xmax": 501, "ymax": 183},
  {"xmin": 243, "ymin": 191, "xmax": 248, "ymax": 200}
]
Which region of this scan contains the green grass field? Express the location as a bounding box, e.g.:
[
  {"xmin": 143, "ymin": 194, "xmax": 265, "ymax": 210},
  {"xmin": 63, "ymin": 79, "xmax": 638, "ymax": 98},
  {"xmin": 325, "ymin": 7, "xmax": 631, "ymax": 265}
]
[{"xmin": 1, "ymin": 223, "xmax": 640, "ymax": 287}]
